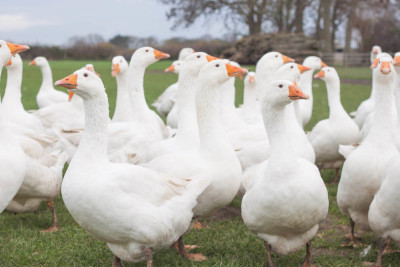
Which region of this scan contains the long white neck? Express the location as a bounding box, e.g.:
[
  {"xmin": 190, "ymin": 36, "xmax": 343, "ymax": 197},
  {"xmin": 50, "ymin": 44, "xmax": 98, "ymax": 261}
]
[
  {"xmin": 298, "ymin": 68, "xmax": 315, "ymax": 96},
  {"xmin": 365, "ymin": 75, "xmax": 395, "ymax": 143},
  {"xmin": 112, "ymin": 70, "xmax": 133, "ymax": 122},
  {"xmin": 128, "ymin": 64, "xmax": 152, "ymax": 120},
  {"xmin": 255, "ymin": 69, "xmax": 274, "ymax": 100},
  {"xmin": 39, "ymin": 62, "xmax": 54, "ymax": 90},
  {"xmin": 242, "ymin": 82, "xmax": 257, "ymax": 112},
  {"xmin": 74, "ymin": 92, "xmax": 109, "ymax": 164},
  {"xmin": 2, "ymin": 65, "xmax": 24, "ymax": 111},
  {"xmin": 196, "ymin": 81, "xmax": 231, "ymax": 153},
  {"xmin": 220, "ymin": 78, "xmax": 236, "ymax": 115},
  {"xmin": 175, "ymin": 68, "xmax": 198, "ymax": 141},
  {"xmin": 263, "ymin": 101, "xmax": 293, "ymax": 160},
  {"xmin": 325, "ymin": 77, "xmax": 348, "ymax": 121}
]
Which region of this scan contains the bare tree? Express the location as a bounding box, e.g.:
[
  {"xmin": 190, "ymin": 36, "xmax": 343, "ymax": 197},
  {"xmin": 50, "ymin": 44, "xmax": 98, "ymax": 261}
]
[{"xmin": 322, "ymin": 0, "xmax": 332, "ymax": 52}]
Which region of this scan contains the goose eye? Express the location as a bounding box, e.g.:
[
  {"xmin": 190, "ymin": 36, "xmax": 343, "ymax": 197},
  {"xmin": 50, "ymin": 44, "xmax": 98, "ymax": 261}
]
[
  {"xmin": 279, "ymin": 84, "xmax": 283, "ymax": 88},
  {"xmin": 145, "ymin": 49, "xmax": 149, "ymax": 52},
  {"xmin": 275, "ymin": 55, "xmax": 278, "ymax": 58},
  {"xmin": 197, "ymin": 55, "xmax": 201, "ymax": 58},
  {"xmin": 84, "ymin": 73, "xmax": 89, "ymax": 77},
  {"xmin": 290, "ymin": 66, "xmax": 293, "ymax": 69},
  {"xmin": 216, "ymin": 64, "xmax": 220, "ymax": 67}
]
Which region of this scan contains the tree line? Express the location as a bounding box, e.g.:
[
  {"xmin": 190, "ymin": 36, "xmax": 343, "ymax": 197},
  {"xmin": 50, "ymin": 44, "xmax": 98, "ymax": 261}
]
[{"xmin": 160, "ymin": 0, "xmax": 400, "ymax": 53}]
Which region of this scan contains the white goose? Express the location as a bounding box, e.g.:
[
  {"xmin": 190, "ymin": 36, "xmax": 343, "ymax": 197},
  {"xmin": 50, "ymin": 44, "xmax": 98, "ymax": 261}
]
[
  {"xmin": 294, "ymin": 56, "xmax": 327, "ymax": 127},
  {"xmin": 241, "ymin": 80, "xmax": 328, "ymax": 266},
  {"xmin": 57, "ymin": 69, "xmax": 209, "ymax": 267},
  {"xmin": 30, "ymin": 56, "xmax": 69, "ymax": 108},
  {"xmin": 3, "ymin": 54, "xmax": 50, "ymax": 134},
  {"xmin": 141, "ymin": 53, "xmax": 216, "ymax": 163},
  {"xmin": 126, "ymin": 47, "xmax": 170, "ymax": 139},
  {"xmin": 308, "ymin": 67, "xmax": 361, "ymax": 182},
  {"xmin": 337, "ymin": 57, "xmax": 398, "ymax": 246},
  {"xmin": 145, "ymin": 60, "xmax": 246, "ymax": 260},
  {"xmin": 0, "ymin": 40, "xmax": 29, "ymax": 213},
  {"xmin": 153, "ymin": 60, "xmax": 182, "ymax": 118}
]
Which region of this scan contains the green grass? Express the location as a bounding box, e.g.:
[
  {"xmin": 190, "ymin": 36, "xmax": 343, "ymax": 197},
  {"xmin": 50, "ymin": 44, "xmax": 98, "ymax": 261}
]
[{"xmin": 1, "ymin": 60, "xmax": 398, "ymax": 266}]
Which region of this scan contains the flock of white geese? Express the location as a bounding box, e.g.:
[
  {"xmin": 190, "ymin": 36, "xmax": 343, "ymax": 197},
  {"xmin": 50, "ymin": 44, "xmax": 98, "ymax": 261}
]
[{"xmin": 0, "ymin": 40, "xmax": 399, "ymax": 267}]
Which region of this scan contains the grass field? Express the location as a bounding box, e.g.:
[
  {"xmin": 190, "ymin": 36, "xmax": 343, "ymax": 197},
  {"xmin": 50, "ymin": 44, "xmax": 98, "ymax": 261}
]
[{"xmin": 1, "ymin": 59, "xmax": 399, "ymax": 267}]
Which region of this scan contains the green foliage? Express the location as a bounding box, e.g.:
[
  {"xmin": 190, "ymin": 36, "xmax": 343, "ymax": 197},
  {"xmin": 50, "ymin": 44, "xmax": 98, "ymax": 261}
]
[{"xmin": 1, "ymin": 61, "xmax": 398, "ymax": 266}]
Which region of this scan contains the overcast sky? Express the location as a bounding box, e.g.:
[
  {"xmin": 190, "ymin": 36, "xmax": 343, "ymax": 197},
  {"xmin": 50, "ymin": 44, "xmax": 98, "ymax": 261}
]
[{"xmin": 0, "ymin": 0, "xmax": 228, "ymax": 46}]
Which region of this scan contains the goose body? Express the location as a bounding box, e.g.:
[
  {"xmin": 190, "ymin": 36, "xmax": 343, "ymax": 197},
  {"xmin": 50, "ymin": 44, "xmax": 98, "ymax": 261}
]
[{"xmin": 59, "ymin": 69, "xmax": 209, "ymax": 265}]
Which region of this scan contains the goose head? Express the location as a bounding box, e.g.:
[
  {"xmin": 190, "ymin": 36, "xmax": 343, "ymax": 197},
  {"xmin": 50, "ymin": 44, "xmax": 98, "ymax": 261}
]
[
  {"xmin": 198, "ymin": 59, "xmax": 248, "ymax": 86},
  {"xmin": 370, "ymin": 46, "xmax": 382, "ymax": 63},
  {"xmin": 370, "ymin": 52, "xmax": 392, "ymax": 69},
  {"xmin": 55, "ymin": 69, "xmax": 105, "ymax": 101},
  {"xmin": 275, "ymin": 63, "xmax": 310, "ymax": 82},
  {"xmin": 165, "ymin": 60, "xmax": 183, "ymax": 74},
  {"xmin": 313, "ymin": 67, "xmax": 339, "ymax": 83},
  {"xmin": 111, "ymin": 56, "xmax": 128, "ymax": 77},
  {"xmin": 29, "ymin": 56, "xmax": 49, "ymax": 68},
  {"xmin": 256, "ymin": 51, "xmax": 295, "ymax": 73},
  {"xmin": 264, "ymin": 80, "xmax": 309, "ymax": 107},
  {"xmin": 130, "ymin": 47, "xmax": 170, "ymax": 68},
  {"xmin": 84, "ymin": 64, "xmax": 100, "ymax": 77},
  {"xmin": 178, "ymin": 47, "xmax": 195, "ymax": 61},
  {"xmin": 302, "ymin": 56, "xmax": 327, "ymax": 71},
  {"xmin": 181, "ymin": 52, "xmax": 217, "ymax": 76},
  {"xmin": 0, "ymin": 40, "xmax": 29, "ymax": 66},
  {"xmin": 5, "ymin": 54, "xmax": 23, "ymax": 71},
  {"xmin": 245, "ymin": 72, "xmax": 256, "ymax": 86},
  {"xmin": 372, "ymin": 57, "xmax": 395, "ymax": 83}
]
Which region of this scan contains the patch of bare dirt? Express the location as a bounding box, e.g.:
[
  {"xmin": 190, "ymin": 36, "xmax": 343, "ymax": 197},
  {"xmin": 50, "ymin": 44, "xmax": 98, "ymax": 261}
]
[{"xmin": 209, "ymin": 206, "xmax": 241, "ymax": 222}]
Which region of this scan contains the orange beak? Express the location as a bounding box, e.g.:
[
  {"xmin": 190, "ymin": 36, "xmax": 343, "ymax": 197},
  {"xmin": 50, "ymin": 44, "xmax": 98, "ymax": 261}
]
[
  {"xmin": 321, "ymin": 61, "xmax": 328, "ymax": 67},
  {"xmin": 289, "ymin": 84, "xmax": 309, "ymax": 100},
  {"xmin": 297, "ymin": 64, "xmax": 311, "ymax": 73},
  {"xmin": 380, "ymin": 61, "xmax": 391, "ymax": 74},
  {"xmin": 314, "ymin": 70, "xmax": 325, "ymax": 79},
  {"xmin": 29, "ymin": 60, "xmax": 36, "ymax": 66},
  {"xmin": 68, "ymin": 91, "xmax": 74, "ymax": 101},
  {"xmin": 5, "ymin": 59, "xmax": 12, "ymax": 66},
  {"xmin": 226, "ymin": 63, "xmax": 248, "ymax": 78},
  {"xmin": 6, "ymin": 42, "xmax": 30, "ymax": 56},
  {"xmin": 393, "ymin": 56, "xmax": 400, "ymax": 66},
  {"xmin": 206, "ymin": 55, "xmax": 219, "ymax": 62},
  {"xmin": 370, "ymin": 58, "xmax": 379, "ymax": 69},
  {"xmin": 154, "ymin": 49, "xmax": 170, "ymax": 60},
  {"xmin": 55, "ymin": 74, "xmax": 78, "ymax": 89},
  {"xmin": 165, "ymin": 64, "xmax": 175, "ymax": 73},
  {"xmin": 282, "ymin": 54, "xmax": 295, "ymax": 64},
  {"xmin": 249, "ymin": 75, "xmax": 255, "ymax": 83},
  {"xmin": 112, "ymin": 64, "xmax": 120, "ymax": 77}
]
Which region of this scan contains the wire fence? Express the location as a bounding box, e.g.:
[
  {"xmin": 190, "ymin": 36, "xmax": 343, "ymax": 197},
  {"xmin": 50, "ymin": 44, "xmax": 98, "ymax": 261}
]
[{"xmin": 319, "ymin": 52, "xmax": 372, "ymax": 67}]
